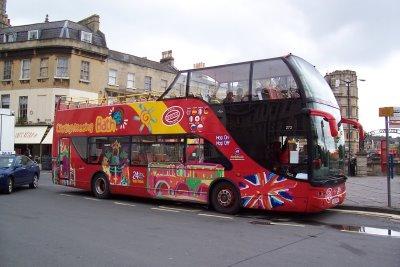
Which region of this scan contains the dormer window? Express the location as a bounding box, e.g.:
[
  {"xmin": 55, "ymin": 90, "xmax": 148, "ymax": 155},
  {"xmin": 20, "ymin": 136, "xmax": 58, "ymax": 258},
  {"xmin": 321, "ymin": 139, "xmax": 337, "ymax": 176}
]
[
  {"xmin": 28, "ymin": 30, "xmax": 39, "ymax": 40},
  {"xmin": 80, "ymin": 31, "xmax": 92, "ymax": 43},
  {"xmin": 3, "ymin": 33, "xmax": 16, "ymax": 43}
]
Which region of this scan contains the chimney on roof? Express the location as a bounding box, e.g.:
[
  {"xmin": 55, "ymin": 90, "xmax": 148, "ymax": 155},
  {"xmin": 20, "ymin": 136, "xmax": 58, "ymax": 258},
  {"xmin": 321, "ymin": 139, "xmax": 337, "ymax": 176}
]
[
  {"xmin": 0, "ymin": 0, "xmax": 10, "ymax": 28},
  {"xmin": 194, "ymin": 62, "xmax": 205, "ymax": 69},
  {"xmin": 78, "ymin": 14, "xmax": 100, "ymax": 32},
  {"xmin": 45, "ymin": 14, "xmax": 49, "ymax": 23},
  {"xmin": 160, "ymin": 50, "xmax": 174, "ymax": 66}
]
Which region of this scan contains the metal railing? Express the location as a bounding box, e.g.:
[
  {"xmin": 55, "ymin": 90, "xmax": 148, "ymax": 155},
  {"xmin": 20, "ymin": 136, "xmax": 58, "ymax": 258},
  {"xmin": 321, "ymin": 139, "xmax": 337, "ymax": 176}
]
[{"xmin": 57, "ymin": 92, "xmax": 163, "ymax": 110}]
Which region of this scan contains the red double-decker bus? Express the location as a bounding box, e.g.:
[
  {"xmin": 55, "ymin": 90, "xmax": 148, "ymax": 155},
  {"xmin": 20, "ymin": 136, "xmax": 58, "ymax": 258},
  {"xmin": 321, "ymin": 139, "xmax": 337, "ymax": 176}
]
[{"xmin": 53, "ymin": 55, "xmax": 349, "ymax": 214}]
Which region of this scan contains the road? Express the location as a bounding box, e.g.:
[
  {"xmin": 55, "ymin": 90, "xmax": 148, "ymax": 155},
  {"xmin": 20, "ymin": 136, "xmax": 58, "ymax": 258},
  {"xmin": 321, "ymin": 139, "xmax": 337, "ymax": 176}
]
[{"xmin": 1, "ymin": 172, "xmax": 399, "ymax": 267}]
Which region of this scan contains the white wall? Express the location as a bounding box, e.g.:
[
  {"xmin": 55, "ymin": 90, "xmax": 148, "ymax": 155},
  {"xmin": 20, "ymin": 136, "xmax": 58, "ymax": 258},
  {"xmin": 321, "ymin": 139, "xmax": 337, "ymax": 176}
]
[{"xmin": 0, "ymin": 88, "xmax": 99, "ymax": 124}]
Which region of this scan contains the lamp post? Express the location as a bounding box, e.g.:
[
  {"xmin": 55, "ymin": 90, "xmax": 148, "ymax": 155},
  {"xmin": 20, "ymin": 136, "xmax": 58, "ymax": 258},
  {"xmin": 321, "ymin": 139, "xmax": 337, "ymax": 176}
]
[{"xmin": 341, "ymin": 78, "xmax": 365, "ymax": 176}]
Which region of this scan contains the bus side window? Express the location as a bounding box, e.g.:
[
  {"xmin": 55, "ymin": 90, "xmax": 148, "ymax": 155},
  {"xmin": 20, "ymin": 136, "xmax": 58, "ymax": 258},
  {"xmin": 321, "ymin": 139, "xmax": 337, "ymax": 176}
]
[
  {"xmin": 186, "ymin": 138, "xmax": 204, "ymax": 163},
  {"xmin": 88, "ymin": 137, "xmax": 107, "ymax": 163},
  {"xmin": 131, "ymin": 143, "xmax": 152, "ymax": 165},
  {"xmin": 203, "ymin": 140, "xmax": 232, "ymax": 170}
]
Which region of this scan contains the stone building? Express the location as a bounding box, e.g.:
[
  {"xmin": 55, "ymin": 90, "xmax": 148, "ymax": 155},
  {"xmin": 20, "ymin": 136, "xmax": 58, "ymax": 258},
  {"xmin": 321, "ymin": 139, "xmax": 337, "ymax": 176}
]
[
  {"xmin": 325, "ymin": 70, "xmax": 360, "ymax": 156},
  {"xmin": 0, "ymin": 8, "xmax": 177, "ymax": 161}
]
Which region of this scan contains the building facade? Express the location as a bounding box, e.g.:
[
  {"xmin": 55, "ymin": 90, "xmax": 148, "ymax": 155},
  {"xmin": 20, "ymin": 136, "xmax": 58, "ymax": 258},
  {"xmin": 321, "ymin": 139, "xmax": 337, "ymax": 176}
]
[
  {"xmin": 0, "ymin": 11, "xmax": 177, "ymax": 162},
  {"xmin": 325, "ymin": 70, "xmax": 360, "ymax": 157}
]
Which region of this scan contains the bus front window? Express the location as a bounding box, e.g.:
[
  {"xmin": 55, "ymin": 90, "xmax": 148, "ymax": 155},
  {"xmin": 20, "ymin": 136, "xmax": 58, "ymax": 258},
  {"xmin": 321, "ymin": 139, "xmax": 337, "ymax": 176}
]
[{"xmin": 311, "ymin": 111, "xmax": 345, "ymax": 181}]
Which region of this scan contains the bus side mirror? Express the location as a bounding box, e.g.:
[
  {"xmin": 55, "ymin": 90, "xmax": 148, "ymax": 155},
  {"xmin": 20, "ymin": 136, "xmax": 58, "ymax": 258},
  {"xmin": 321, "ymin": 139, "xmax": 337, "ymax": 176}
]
[{"xmin": 303, "ymin": 108, "xmax": 339, "ymax": 137}]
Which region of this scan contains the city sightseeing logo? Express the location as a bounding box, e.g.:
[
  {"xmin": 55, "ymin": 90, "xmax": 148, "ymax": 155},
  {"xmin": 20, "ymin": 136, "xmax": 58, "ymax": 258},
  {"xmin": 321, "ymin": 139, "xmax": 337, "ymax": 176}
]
[{"xmin": 162, "ymin": 106, "xmax": 184, "ymax": 126}]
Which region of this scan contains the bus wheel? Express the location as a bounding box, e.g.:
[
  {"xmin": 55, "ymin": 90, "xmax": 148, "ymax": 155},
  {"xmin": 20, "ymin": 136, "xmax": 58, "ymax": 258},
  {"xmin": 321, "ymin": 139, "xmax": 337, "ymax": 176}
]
[
  {"xmin": 92, "ymin": 173, "xmax": 110, "ymax": 199},
  {"xmin": 211, "ymin": 181, "xmax": 240, "ymax": 215}
]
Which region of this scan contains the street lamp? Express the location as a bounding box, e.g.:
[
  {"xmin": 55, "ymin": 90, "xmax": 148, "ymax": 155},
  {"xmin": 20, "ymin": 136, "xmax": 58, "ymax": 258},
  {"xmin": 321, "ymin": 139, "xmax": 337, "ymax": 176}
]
[{"xmin": 341, "ymin": 78, "xmax": 365, "ymax": 176}]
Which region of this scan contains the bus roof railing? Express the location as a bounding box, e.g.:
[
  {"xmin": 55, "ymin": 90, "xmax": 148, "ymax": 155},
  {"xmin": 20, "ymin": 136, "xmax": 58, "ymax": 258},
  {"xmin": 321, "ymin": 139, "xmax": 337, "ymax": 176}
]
[{"xmin": 57, "ymin": 92, "xmax": 163, "ymax": 111}]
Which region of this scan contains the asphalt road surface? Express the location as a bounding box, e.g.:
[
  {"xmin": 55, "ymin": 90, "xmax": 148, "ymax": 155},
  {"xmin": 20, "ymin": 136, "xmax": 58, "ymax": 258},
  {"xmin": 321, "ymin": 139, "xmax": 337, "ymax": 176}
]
[{"xmin": 1, "ymin": 172, "xmax": 399, "ymax": 267}]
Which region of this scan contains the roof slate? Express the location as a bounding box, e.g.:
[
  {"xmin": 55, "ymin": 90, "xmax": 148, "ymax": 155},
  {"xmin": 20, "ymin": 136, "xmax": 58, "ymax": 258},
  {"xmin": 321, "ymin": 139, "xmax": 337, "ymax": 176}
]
[{"xmin": 0, "ymin": 20, "xmax": 107, "ymax": 47}]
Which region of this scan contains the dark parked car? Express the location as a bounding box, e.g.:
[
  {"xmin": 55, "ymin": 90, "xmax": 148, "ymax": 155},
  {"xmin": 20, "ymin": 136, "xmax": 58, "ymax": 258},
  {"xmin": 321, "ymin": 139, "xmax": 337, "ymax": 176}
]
[{"xmin": 0, "ymin": 154, "xmax": 40, "ymax": 194}]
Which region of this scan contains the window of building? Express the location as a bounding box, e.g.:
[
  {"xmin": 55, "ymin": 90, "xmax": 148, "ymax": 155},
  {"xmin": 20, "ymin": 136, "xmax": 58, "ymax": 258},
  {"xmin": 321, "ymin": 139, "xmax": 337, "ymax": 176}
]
[
  {"xmin": 161, "ymin": 79, "xmax": 168, "ymax": 91},
  {"xmin": 144, "ymin": 76, "xmax": 152, "ymax": 91},
  {"xmin": 127, "ymin": 73, "xmax": 135, "ymax": 89},
  {"xmin": 28, "ymin": 30, "xmax": 39, "ymax": 40},
  {"xmin": 1, "ymin": 94, "xmax": 10, "ymax": 109},
  {"xmin": 56, "ymin": 57, "xmax": 69, "ymax": 78},
  {"xmin": 3, "ymin": 60, "xmax": 12, "ymax": 80},
  {"xmin": 39, "ymin": 58, "xmax": 48, "ymax": 78},
  {"xmin": 80, "ymin": 61, "xmax": 90, "ymax": 81},
  {"xmin": 18, "ymin": 96, "xmax": 28, "ymax": 121},
  {"xmin": 20, "ymin": 59, "xmax": 31, "ymax": 80},
  {"xmin": 80, "ymin": 31, "xmax": 92, "ymax": 43},
  {"xmin": 4, "ymin": 33, "xmax": 16, "ymax": 43},
  {"xmin": 108, "ymin": 69, "xmax": 117, "ymax": 86}
]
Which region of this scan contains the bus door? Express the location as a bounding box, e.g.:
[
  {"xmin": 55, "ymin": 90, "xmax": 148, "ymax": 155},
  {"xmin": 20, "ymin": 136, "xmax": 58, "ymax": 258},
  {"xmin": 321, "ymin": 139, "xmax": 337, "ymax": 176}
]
[{"xmin": 58, "ymin": 138, "xmax": 71, "ymax": 183}]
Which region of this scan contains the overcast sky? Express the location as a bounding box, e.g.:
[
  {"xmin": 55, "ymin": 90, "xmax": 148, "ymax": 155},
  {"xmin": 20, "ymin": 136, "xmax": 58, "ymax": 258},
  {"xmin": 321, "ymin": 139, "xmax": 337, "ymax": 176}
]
[{"xmin": 7, "ymin": 0, "xmax": 400, "ymax": 131}]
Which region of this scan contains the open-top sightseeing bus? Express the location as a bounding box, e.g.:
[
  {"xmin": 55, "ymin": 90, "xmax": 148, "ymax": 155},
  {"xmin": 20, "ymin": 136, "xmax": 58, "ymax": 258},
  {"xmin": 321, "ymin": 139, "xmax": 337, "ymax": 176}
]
[{"xmin": 53, "ymin": 54, "xmax": 351, "ymax": 214}]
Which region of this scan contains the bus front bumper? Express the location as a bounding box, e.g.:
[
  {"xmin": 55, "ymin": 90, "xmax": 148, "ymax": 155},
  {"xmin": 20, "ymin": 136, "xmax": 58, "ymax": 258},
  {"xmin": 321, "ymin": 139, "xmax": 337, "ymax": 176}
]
[{"xmin": 307, "ymin": 183, "xmax": 346, "ymax": 212}]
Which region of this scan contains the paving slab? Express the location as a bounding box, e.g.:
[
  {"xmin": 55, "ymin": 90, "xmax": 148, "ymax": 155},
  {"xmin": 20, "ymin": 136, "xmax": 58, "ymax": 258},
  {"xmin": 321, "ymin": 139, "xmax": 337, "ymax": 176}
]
[{"xmin": 339, "ymin": 175, "xmax": 400, "ymax": 214}]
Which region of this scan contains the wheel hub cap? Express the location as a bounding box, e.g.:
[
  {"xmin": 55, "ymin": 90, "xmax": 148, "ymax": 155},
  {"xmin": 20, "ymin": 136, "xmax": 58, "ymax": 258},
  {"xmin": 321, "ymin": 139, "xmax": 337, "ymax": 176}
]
[
  {"xmin": 95, "ymin": 178, "xmax": 105, "ymax": 194},
  {"xmin": 217, "ymin": 189, "xmax": 232, "ymax": 207}
]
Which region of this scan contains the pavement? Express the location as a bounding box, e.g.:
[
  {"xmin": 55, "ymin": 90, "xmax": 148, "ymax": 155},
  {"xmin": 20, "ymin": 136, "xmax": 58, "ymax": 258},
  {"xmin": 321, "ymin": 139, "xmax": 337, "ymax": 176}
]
[{"xmin": 340, "ymin": 175, "xmax": 400, "ymax": 214}]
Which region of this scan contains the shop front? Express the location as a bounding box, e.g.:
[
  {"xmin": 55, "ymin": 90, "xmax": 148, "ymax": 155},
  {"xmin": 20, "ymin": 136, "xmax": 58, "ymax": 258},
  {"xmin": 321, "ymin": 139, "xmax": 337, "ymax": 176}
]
[{"xmin": 14, "ymin": 126, "xmax": 49, "ymax": 162}]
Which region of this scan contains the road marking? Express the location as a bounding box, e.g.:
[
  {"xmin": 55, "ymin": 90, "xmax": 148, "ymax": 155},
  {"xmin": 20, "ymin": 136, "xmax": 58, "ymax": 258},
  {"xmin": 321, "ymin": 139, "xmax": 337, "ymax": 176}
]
[
  {"xmin": 151, "ymin": 207, "xmax": 180, "ymax": 213},
  {"xmin": 269, "ymin": 222, "xmax": 306, "ymax": 227},
  {"xmin": 197, "ymin": 213, "xmax": 233, "ymax": 220},
  {"xmin": 60, "ymin": 193, "xmax": 73, "ymax": 197},
  {"xmin": 328, "ymin": 209, "xmax": 400, "ymax": 220},
  {"xmin": 114, "ymin": 201, "xmax": 136, "ymax": 207},
  {"xmin": 158, "ymin": 206, "xmax": 199, "ymax": 212},
  {"xmin": 84, "ymin": 197, "xmax": 100, "ymax": 201}
]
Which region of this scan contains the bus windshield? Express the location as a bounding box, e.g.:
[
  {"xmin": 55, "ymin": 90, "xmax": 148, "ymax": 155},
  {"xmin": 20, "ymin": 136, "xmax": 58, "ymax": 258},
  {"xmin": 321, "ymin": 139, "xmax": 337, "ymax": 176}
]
[
  {"xmin": 309, "ymin": 103, "xmax": 345, "ymax": 182},
  {"xmin": 288, "ymin": 55, "xmax": 338, "ymax": 108}
]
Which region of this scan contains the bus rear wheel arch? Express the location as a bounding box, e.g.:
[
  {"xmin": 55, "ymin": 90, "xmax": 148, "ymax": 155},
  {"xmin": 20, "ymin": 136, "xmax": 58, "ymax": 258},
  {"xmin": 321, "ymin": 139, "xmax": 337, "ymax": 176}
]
[
  {"xmin": 210, "ymin": 180, "xmax": 240, "ymax": 215},
  {"xmin": 91, "ymin": 172, "xmax": 110, "ymax": 199}
]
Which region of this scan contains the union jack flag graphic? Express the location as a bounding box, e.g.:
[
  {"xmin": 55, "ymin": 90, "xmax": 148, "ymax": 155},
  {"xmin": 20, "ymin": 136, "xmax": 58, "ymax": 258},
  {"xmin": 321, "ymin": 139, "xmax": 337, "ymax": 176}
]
[{"xmin": 239, "ymin": 171, "xmax": 297, "ymax": 209}]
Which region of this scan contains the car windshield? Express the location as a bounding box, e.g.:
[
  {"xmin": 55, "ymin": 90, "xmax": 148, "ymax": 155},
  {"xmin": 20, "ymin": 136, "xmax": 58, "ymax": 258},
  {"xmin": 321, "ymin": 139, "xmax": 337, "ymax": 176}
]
[{"xmin": 0, "ymin": 156, "xmax": 15, "ymax": 168}]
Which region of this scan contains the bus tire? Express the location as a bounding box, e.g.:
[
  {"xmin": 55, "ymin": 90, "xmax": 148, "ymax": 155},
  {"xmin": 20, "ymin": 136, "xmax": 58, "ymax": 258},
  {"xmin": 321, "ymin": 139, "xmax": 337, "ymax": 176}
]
[
  {"xmin": 5, "ymin": 177, "xmax": 13, "ymax": 194},
  {"xmin": 92, "ymin": 173, "xmax": 110, "ymax": 199},
  {"xmin": 210, "ymin": 181, "xmax": 240, "ymax": 215}
]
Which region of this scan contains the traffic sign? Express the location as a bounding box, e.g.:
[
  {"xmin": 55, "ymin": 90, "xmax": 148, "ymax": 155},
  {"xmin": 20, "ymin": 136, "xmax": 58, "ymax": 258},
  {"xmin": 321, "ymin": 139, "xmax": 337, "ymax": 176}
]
[{"xmin": 379, "ymin": 107, "xmax": 394, "ymax": 117}]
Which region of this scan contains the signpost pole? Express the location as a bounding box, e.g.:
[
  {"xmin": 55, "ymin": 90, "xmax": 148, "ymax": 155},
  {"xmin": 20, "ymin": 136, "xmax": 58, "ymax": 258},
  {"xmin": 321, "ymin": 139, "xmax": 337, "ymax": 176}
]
[{"xmin": 385, "ymin": 116, "xmax": 391, "ymax": 207}]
